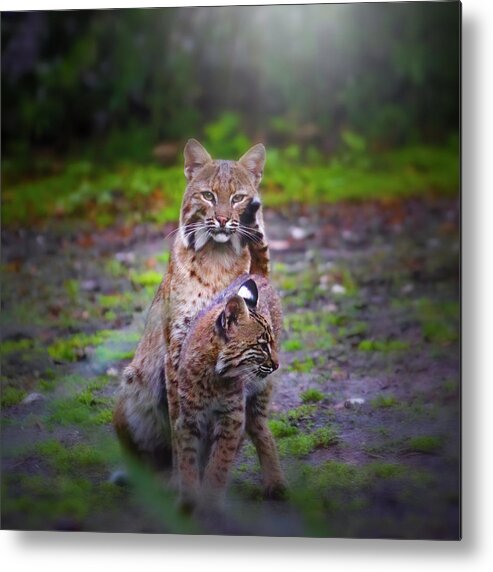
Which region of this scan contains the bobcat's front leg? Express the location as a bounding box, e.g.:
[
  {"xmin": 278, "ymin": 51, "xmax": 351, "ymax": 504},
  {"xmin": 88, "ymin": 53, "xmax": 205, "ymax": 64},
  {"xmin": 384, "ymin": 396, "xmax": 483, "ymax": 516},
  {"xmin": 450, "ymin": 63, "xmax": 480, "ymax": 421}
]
[
  {"xmin": 164, "ymin": 353, "xmax": 181, "ymax": 483},
  {"xmin": 246, "ymin": 386, "xmax": 287, "ymax": 499},
  {"xmin": 175, "ymin": 409, "xmax": 201, "ymax": 511},
  {"xmin": 202, "ymin": 401, "xmax": 245, "ymax": 507}
]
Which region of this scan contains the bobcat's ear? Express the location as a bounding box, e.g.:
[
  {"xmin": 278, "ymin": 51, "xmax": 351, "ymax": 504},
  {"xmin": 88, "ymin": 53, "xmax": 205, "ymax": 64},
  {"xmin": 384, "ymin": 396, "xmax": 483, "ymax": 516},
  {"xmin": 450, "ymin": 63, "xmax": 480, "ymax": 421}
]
[
  {"xmin": 239, "ymin": 144, "xmax": 266, "ymax": 187},
  {"xmin": 238, "ymin": 279, "xmax": 258, "ymax": 308},
  {"xmin": 184, "ymin": 139, "xmax": 212, "ymax": 182},
  {"xmin": 216, "ymin": 295, "xmax": 248, "ymax": 338}
]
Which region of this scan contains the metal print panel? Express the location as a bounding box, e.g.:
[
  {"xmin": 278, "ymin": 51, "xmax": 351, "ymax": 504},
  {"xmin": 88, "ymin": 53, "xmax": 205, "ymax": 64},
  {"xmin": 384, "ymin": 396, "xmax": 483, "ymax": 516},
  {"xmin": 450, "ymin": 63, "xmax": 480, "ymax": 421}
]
[{"xmin": 1, "ymin": 2, "xmax": 461, "ymax": 538}]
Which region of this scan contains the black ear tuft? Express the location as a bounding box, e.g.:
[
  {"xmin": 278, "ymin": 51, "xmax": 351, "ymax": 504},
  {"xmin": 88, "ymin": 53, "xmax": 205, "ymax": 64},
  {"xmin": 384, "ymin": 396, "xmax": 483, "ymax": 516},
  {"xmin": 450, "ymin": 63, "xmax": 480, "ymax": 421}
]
[
  {"xmin": 240, "ymin": 197, "xmax": 261, "ymax": 226},
  {"xmin": 238, "ymin": 279, "xmax": 258, "ymax": 308}
]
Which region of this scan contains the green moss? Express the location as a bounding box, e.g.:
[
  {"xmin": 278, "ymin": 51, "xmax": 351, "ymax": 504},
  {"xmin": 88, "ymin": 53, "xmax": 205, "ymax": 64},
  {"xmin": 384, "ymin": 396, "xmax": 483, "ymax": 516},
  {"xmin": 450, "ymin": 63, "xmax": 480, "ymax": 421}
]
[
  {"xmin": 300, "ymin": 388, "xmax": 325, "ymax": 403},
  {"xmin": 415, "ymin": 299, "xmax": 459, "ymax": 345},
  {"xmin": 0, "ymin": 338, "xmax": 34, "ymax": 355},
  {"xmin": 358, "ymin": 339, "xmax": 410, "ymax": 352},
  {"xmin": 280, "ymin": 404, "xmax": 317, "ymax": 423},
  {"xmin": 367, "ymin": 462, "xmax": 406, "ymax": 479},
  {"xmin": 1, "ymin": 386, "xmax": 26, "ymax": 407},
  {"xmin": 282, "ymin": 338, "xmax": 303, "ymax": 352},
  {"xmin": 289, "ymin": 357, "xmax": 315, "ymax": 373},
  {"xmin": 278, "ymin": 426, "xmax": 338, "ymax": 458},
  {"xmin": 371, "ymin": 394, "xmax": 399, "ymax": 408},
  {"xmin": 104, "ymin": 259, "xmax": 127, "ymax": 278},
  {"xmin": 48, "ymin": 389, "xmax": 113, "ymax": 427},
  {"xmin": 36, "ymin": 440, "xmax": 106, "ymax": 472},
  {"xmin": 156, "ymin": 251, "xmax": 170, "ymax": 264},
  {"xmin": 408, "ymin": 435, "xmax": 442, "ymax": 453},
  {"xmin": 130, "ymin": 270, "xmax": 162, "ymax": 287},
  {"xmin": 268, "ymin": 418, "xmax": 299, "ymax": 438},
  {"xmin": 47, "ymin": 330, "xmax": 113, "ymax": 362}
]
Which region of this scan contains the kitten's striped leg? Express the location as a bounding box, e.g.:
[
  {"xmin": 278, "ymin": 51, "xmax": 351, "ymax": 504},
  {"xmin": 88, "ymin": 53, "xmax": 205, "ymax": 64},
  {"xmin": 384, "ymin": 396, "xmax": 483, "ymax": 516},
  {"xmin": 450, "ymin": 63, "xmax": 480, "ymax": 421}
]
[
  {"xmin": 175, "ymin": 411, "xmax": 201, "ymax": 511},
  {"xmin": 246, "ymin": 388, "xmax": 287, "ymax": 499},
  {"xmin": 202, "ymin": 404, "xmax": 245, "ymax": 506}
]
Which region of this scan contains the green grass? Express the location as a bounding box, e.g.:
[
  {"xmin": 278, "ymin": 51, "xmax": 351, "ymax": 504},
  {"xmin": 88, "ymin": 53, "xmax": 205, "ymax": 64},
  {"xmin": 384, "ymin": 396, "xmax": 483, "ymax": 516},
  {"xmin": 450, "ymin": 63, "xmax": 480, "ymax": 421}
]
[
  {"xmin": 268, "ymin": 419, "xmax": 299, "ymax": 438},
  {"xmin": 47, "ymin": 330, "xmax": 113, "ymax": 362},
  {"xmin": 371, "ymin": 394, "xmax": 399, "ymax": 408},
  {"xmin": 281, "ymin": 338, "xmax": 303, "ymax": 352},
  {"xmin": 1, "ymin": 386, "xmax": 26, "ymax": 407},
  {"xmin": 300, "ymin": 388, "xmax": 325, "ymax": 403},
  {"xmin": 2, "ymin": 144, "xmax": 459, "ymax": 229},
  {"xmin": 288, "ymin": 357, "xmax": 316, "ymax": 373},
  {"xmin": 0, "ymin": 338, "xmax": 34, "ymax": 356},
  {"xmin": 277, "ymin": 426, "xmax": 338, "ymax": 458},
  {"xmin": 408, "ymin": 435, "xmax": 442, "ymax": 453},
  {"xmin": 36, "ymin": 440, "xmax": 106, "ymax": 472},
  {"xmin": 415, "ymin": 299, "xmax": 459, "ymax": 345},
  {"xmin": 130, "ymin": 270, "xmax": 163, "ymax": 288},
  {"xmin": 358, "ymin": 339, "xmax": 410, "ymax": 352}
]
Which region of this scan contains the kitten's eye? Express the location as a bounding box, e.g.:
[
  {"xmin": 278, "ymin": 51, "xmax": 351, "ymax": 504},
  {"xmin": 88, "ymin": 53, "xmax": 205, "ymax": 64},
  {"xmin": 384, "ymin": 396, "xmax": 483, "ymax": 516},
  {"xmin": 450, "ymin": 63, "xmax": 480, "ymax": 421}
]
[
  {"xmin": 260, "ymin": 343, "xmax": 270, "ymax": 353},
  {"xmin": 232, "ymin": 194, "xmax": 246, "ymax": 204},
  {"xmin": 202, "ymin": 191, "xmax": 215, "ymax": 202}
]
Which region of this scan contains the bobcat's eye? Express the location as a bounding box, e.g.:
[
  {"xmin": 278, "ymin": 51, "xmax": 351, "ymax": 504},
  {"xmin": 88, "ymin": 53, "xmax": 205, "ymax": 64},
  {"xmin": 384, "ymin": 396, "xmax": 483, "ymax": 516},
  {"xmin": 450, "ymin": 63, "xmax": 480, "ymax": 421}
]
[
  {"xmin": 202, "ymin": 191, "xmax": 215, "ymax": 202},
  {"xmin": 232, "ymin": 194, "xmax": 246, "ymax": 204},
  {"xmin": 260, "ymin": 342, "xmax": 270, "ymax": 353}
]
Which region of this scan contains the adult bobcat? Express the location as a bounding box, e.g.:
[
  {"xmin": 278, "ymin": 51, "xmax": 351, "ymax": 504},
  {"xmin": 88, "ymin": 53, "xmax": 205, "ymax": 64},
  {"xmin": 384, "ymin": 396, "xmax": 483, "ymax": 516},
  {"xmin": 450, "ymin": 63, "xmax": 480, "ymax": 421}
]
[
  {"xmin": 176, "ymin": 275, "xmax": 286, "ymax": 509},
  {"xmin": 114, "ymin": 140, "xmax": 271, "ymax": 472}
]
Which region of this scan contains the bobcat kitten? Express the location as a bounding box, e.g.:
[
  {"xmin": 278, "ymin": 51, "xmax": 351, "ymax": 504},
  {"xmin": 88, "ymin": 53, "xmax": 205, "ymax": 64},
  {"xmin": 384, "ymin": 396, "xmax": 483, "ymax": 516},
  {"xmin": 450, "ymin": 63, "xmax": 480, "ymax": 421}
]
[
  {"xmin": 114, "ymin": 140, "xmax": 271, "ymax": 472},
  {"xmin": 176, "ymin": 274, "xmax": 286, "ymax": 508}
]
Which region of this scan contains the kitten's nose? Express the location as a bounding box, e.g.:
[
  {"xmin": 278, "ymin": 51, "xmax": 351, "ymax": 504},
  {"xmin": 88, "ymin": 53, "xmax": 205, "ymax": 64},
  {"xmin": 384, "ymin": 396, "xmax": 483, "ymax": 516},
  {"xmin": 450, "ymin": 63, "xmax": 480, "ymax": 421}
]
[
  {"xmin": 271, "ymin": 360, "xmax": 279, "ymax": 371},
  {"xmin": 216, "ymin": 216, "xmax": 228, "ymax": 227}
]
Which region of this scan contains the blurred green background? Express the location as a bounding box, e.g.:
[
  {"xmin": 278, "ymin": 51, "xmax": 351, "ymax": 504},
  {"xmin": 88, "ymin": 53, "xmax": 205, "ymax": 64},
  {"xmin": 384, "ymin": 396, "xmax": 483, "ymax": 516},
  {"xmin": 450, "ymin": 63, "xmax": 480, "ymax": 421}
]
[{"xmin": 1, "ymin": 3, "xmax": 460, "ymax": 228}]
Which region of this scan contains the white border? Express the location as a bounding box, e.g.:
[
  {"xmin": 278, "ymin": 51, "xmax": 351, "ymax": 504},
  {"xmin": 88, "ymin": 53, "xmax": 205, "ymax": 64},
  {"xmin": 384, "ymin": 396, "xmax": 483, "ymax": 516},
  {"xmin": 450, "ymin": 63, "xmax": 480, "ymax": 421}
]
[{"xmin": 2, "ymin": 0, "xmax": 493, "ymax": 571}]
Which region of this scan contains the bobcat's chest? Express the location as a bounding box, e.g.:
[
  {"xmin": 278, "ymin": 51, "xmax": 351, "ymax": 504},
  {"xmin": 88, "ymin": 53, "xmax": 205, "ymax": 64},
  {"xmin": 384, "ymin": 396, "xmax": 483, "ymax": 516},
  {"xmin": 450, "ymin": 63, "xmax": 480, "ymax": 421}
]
[{"xmin": 165, "ymin": 242, "xmax": 250, "ymax": 360}]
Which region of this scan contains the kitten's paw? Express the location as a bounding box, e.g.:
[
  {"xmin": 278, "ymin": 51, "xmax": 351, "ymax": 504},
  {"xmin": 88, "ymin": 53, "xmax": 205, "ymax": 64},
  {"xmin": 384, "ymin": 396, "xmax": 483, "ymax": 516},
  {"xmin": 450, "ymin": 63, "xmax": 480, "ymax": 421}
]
[
  {"xmin": 177, "ymin": 492, "xmax": 197, "ymax": 515},
  {"xmin": 263, "ymin": 481, "xmax": 288, "ymax": 501}
]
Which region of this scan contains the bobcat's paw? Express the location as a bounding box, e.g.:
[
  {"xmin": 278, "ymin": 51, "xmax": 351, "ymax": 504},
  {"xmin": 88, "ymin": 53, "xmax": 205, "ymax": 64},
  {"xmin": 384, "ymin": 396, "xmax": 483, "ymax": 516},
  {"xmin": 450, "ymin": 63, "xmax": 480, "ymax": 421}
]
[{"xmin": 263, "ymin": 481, "xmax": 288, "ymax": 501}]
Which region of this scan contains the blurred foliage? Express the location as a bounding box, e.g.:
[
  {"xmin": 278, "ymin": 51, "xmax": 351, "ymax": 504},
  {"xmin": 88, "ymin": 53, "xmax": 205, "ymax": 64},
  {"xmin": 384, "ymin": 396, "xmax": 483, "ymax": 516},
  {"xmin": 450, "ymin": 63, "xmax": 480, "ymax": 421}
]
[
  {"xmin": 1, "ymin": 131, "xmax": 459, "ymax": 229},
  {"xmin": 2, "ymin": 3, "xmax": 460, "ymax": 164}
]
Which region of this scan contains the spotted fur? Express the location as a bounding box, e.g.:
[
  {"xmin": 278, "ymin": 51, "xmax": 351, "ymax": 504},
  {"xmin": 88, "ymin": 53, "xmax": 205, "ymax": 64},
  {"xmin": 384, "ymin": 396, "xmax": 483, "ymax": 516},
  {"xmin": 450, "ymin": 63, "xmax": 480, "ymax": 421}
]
[
  {"xmin": 176, "ymin": 275, "xmax": 286, "ymax": 509},
  {"xmin": 114, "ymin": 140, "xmax": 271, "ymax": 475}
]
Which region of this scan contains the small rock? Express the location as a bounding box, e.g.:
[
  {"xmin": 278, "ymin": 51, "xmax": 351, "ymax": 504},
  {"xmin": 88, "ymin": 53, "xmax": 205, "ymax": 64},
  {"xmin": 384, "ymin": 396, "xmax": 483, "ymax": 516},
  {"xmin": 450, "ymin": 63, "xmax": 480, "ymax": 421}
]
[
  {"xmin": 401, "ymin": 283, "xmax": 414, "ymax": 295},
  {"xmin": 81, "ymin": 279, "xmax": 98, "ymax": 292},
  {"xmin": 22, "ymin": 392, "xmax": 46, "ymax": 405},
  {"xmin": 269, "ymin": 240, "xmax": 291, "ymax": 251},
  {"xmin": 106, "ymin": 367, "xmax": 119, "ymax": 377},
  {"xmin": 344, "ymin": 397, "xmax": 365, "ymax": 409},
  {"xmin": 290, "ymin": 227, "xmax": 307, "ymax": 240},
  {"xmin": 109, "ymin": 469, "xmax": 130, "ymax": 487},
  {"xmin": 331, "ymin": 284, "xmax": 346, "ymax": 295},
  {"xmin": 116, "ymin": 251, "xmax": 136, "ymax": 265}
]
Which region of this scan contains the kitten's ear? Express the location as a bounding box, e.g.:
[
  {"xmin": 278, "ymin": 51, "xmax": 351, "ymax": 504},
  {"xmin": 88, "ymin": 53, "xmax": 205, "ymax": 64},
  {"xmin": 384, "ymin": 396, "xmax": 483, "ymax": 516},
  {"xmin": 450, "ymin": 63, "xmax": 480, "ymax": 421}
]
[
  {"xmin": 238, "ymin": 279, "xmax": 258, "ymax": 308},
  {"xmin": 239, "ymin": 144, "xmax": 266, "ymax": 186},
  {"xmin": 216, "ymin": 295, "xmax": 248, "ymax": 338},
  {"xmin": 184, "ymin": 139, "xmax": 212, "ymax": 182}
]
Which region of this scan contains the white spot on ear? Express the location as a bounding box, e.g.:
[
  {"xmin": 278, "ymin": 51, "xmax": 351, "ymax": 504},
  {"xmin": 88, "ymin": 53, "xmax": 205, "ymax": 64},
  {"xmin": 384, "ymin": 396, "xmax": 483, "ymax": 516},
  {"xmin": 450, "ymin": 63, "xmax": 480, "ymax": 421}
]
[{"xmin": 238, "ymin": 285, "xmax": 255, "ymax": 302}]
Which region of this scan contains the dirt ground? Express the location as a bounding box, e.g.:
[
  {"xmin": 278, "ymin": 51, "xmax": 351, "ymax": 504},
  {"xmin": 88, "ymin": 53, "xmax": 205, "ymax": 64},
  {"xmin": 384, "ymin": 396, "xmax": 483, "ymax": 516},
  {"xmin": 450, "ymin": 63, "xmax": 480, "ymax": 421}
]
[{"xmin": 1, "ymin": 196, "xmax": 460, "ymax": 538}]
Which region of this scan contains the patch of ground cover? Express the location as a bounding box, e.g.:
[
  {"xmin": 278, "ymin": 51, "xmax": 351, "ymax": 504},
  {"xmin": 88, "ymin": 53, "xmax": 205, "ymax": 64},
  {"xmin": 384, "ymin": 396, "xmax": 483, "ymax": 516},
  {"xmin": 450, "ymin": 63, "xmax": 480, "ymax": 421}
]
[
  {"xmin": 2, "ymin": 143, "xmax": 458, "ymax": 230},
  {"xmin": 1, "ymin": 195, "xmax": 459, "ymax": 536}
]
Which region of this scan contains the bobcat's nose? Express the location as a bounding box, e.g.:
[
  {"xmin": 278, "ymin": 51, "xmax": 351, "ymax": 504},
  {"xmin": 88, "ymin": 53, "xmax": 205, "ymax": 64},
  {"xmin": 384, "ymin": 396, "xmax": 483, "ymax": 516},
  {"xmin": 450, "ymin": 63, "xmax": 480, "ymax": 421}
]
[
  {"xmin": 216, "ymin": 216, "xmax": 229, "ymax": 228},
  {"xmin": 271, "ymin": 360, "xmax": 279, "ymax": 371}
]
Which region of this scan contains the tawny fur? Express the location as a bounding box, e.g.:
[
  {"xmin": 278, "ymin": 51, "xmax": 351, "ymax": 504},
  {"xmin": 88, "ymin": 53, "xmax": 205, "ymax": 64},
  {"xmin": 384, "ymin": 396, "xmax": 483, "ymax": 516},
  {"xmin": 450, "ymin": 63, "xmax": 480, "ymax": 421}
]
[
  {"xmin": 114, "ymin": 140, "xmax": 271, "ymax": 474},
  {"xmin": 175, "ymin": 275, "xmax": 286, "ymax": 509}
]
